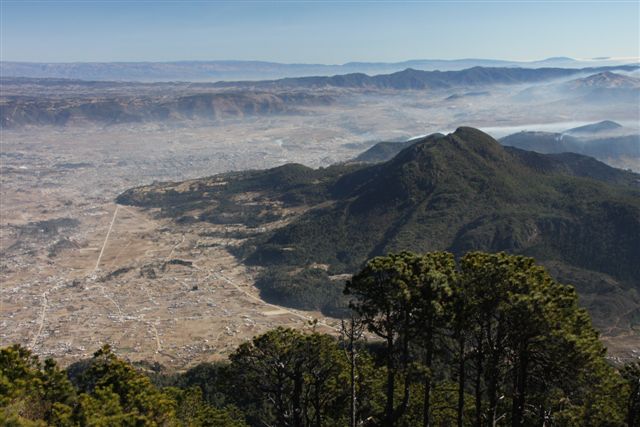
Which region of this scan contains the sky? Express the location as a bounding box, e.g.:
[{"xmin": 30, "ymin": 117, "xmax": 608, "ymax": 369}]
[{"xmin": 1, "ymin": 1, "xmax": 639, "ymax": 63}]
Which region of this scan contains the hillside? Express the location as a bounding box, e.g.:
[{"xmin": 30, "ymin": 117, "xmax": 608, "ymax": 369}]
[
  {"xmin": 499, "ymin": 131, "xmax": 640, "ymax": 170},
  {"xmin": 561, "ymin": 71, "xmax": 640, "ymax": 104},
  {"xmin": 567, "ymin": 71, "xmax": 640, "ymax": 89},
  {"xmin": 0, "ymin": 90, "xmax": 334, "ymax": 128},
  {"xmin": 352, "ymin": 134, "xmax": 444, "ymax": 163},
  {"xmin": 118, "ymin": 127, "xmax": 640, "ymax": 329}
]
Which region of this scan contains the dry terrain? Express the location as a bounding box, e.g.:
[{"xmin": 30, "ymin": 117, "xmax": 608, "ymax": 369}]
[{"xmin": 2, "ymin": 84, "xmax": 638, "ymax": 367}]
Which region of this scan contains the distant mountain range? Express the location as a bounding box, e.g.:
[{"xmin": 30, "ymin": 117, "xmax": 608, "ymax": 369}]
[
  {"xmin": 118, "ymin": 127, "xmax": 640, "ymax": 331},
  {"xmin": 0, "ymin": 90, "xmax": 335, "ymax": 128},
  {"xmin": 2, "ymin": 65, "xmax": 638, "ymax": 128},
  {"xmin": 213, "ymin": 65, "xmax": 640, "ymax": 90},
  {"xmin": 1, "ymin": 57, "xmax": 637, "ymax": 82}
]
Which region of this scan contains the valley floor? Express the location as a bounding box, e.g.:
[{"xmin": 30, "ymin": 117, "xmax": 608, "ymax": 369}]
[
  {"xmin": 1, "ymin": 200, "xmax": 340, "ymax": 368},
  {"xmin": 1, "ymin": 101, "xmax": 638, "ymax": 366}
]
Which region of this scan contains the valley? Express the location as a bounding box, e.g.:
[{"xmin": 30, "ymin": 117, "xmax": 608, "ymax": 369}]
[{"xmin": 1, "ymin": 67, "xmax": 639, "ymax": 368}]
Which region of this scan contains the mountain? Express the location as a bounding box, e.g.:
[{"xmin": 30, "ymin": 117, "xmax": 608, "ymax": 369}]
[
  {"xmin": 564, "ymin": 120, "xmax": 623, "ymax": 135},
  {"xmin": 499, "ymin": 131, "xmax": 640, "ymax": 170},
  {"xmin": 353, "ymin": 127, "xmax": 640, "ymax": 171},
  {"xmin": 212, "ymin": 65, "xmax": 640, "ymax": 90},
  {"xmin": 567, "ymin": 71, "xmax": 640, "ymax": 89},
  {"xmin": 5, "ymin": 65, "xmax": 638, "ymax": 129},
  {"xmin": 561, "ymin": 71, "xmax": 640, "ymax": 104},
  {"xmin": 500, "ymin": 131, "xmax": 581, "ymax": 153},
  {"xmin": 2, "ymin": 57, "xmax": 636, "ymax": 82},
  {"xmin": 118, "ymin": 127, "xmax": 640, "ymax": 329},
  {"xmin": 0, "ymin": 90, "xmax": 334, "ymax": 128}
]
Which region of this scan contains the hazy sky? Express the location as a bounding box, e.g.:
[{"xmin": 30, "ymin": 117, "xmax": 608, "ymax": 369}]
[{"xmin": 1, "ymin": 1, "xmax": 639, "ymax": 63}]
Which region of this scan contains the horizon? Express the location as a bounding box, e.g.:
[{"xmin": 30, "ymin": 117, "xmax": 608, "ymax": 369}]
[
  {"xmin": 1, "ymin": 1, "xmax": 639, "ymax": 63},
  {"xmin": 2, "ymin": 55, "xmax": 640, "ymax": 65}
]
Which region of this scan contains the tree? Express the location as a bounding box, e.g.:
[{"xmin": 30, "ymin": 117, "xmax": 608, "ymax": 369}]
[
  {"xmin": 228, "ymin": 328, "xmax": 349, "ymax": 427},
  {"xmin": 345, "ymin": 252, "xmax": 421, "ymax": 426},
  {"xmin": 76, "ymin": 344, "xmax": 176, "ymax": 425},
  {"xmin": 459, "ymin": 252, "xmax": 514, "ymax": 426},
  {"xmin": 459, "ymin": 252, "xmax": 626, "ymax": 426},
  {"xmin": 622, "ymin": 362, "xmax": 640, "ymax": 427},
  {"xmin": 164, "ymin": 386, "xmax": 248, "ymax": 427},
  {"xmin": 410, "ymin": 252, "xmax": 456, "ymax": 427},
  {"xmin": 0, "ymin": 344, "xmax": 75, "ymax": 425},
  {"xmin": 340, "ymin": 313, "xmax": 365, "ymax": 427}
]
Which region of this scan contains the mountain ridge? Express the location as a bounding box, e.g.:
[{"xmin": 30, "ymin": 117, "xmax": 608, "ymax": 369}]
[
  {"xmin": 212, "ymin": 65, "xmax": 640, "ymax": 90},
  {"xmin": 3, "ymin": 57, "xmax": 637, "ymax": 82},
  {"xmin": 4, "ymin": 65, "xmax": 639, "ymax": 128}
]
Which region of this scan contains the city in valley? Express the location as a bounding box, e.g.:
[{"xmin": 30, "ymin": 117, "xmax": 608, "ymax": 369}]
[{"xmin": 2, "ymin": 70, "xmax": 639, "ymax": 367}]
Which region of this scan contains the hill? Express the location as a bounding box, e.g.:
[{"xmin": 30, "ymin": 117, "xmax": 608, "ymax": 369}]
[
  {"xmin": 118, "ymin": 127, "xmax": 640, "ymax": 329},
  {"xmin": 499, "ymin": 131, "xmax": 640, "ymax": 170},
  {"xmin": 567, "ymin": 71, "xmax": 640, "ymax": 89},
  {"xmin": 0, "ymin": 90, "xmax": 334, "ymax": 128},
  {"xmin": 561, "ymin": 72, "xmax": 640, "ymax": 104},
  {"xmin": 565, "ymin": 120, "xmax": 623, "ymax": 135}
]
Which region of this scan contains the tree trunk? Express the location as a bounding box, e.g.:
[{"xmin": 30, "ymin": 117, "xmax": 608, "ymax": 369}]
[
  {"xmin": 350, "ymin": 336, "xmax": 357, "ymax": 427},
  {"xmin": 314, "ymin": 387, "xmax": 322, "ymax": 427},
  {"xmin": 423, "ymin": 320, "xmax": 434, "ymax": 427},
  {"xmin": 511, "ymin": 341, "xmax": 529, "ymax": 426},
  {"xmin": 395, "ymin": 328, "xmax": 411, "ymax": 423},
  {"xmin": 474, "ymin": 335, "xmax": 484, "ymax": 427},
  {"xmin": 293, "ymin": 373, "xmax": 304, "ymax": 427},
  {"xmin": 457, "ymin": 333, "xmax": 466, "ymax": 427},
  {"xmin": 385, "ymin": 334, "xmax": 396, "ymax": 427},
  {"xmin": 629, "ymin": 379, "xmax": 640, "ymax": 427},
  {"xmin": 275, "ymin": 383, "xmax": 288, "ymax": 427},
  {"xmin": 486, "ymin": 320, "xmax": 504, "ymax": 426}
]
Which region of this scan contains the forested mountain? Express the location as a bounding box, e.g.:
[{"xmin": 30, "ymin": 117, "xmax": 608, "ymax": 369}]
[{"xmin": 118, "ymin": 128, "xmax": 640, "ymax": 331}]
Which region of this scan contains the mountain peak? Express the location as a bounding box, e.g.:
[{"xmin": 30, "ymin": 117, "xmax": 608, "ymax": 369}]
[
  {"xmin": 569, "ymin": 71, "xmax": 640, "ymax": 89},
  {"xmin": 452, "ymin": 126, "xmax": 495, "ymax": 141},
  {"xmin": 564, "ymin": 120, "xmax": 622, "ymax": 135}
]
